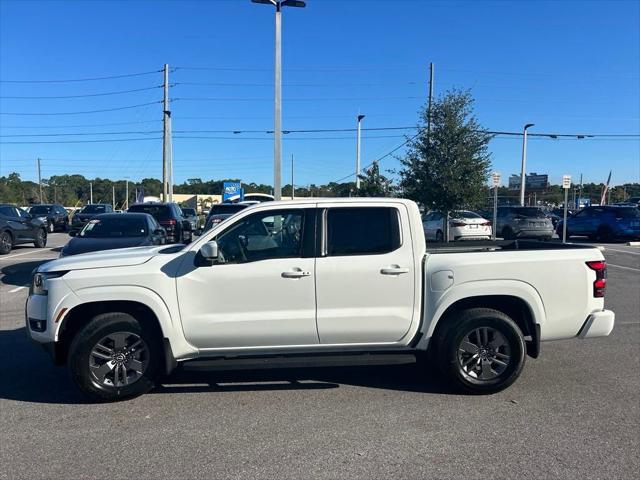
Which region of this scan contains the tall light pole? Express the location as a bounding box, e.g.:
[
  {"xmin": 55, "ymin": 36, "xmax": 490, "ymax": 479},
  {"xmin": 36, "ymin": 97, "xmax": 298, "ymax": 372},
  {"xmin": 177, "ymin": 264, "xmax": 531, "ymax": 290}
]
[
  {"xmin": 356, "ymin": 114, "xmax": 365, "ymax": 190},
  {"xmin": 252, "ymin": 0, "xmax": 306, "ymax": 201},
  {"xmin": 519, "ymin": 123, "xmax": 535, "ymax": 206}
]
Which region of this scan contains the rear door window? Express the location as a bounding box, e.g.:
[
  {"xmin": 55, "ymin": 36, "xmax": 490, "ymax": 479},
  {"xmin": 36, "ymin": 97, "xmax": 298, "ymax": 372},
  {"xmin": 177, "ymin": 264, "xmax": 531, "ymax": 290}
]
[{"xmin": 326, "ymin": 207, "xmax": 401, "ymax": 256}]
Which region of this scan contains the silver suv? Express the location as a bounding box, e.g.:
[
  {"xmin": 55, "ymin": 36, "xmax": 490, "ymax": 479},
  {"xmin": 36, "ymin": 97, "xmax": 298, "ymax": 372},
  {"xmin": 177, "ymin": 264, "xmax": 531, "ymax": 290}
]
[{"xmin": 496, "ymin": 206, "xmax": 554, "ymax": 240}]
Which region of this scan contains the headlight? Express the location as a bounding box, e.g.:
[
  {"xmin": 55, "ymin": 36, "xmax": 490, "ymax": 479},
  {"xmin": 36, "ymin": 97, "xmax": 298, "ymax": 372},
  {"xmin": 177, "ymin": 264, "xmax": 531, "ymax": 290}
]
[{"xmin": 31, "ymin": 271, "xmax": 67, "ymax": 295}]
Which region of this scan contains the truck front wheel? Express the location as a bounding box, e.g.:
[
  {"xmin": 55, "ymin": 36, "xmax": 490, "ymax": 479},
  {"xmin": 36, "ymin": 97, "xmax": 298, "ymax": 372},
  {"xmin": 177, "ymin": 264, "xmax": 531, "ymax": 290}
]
[
  {"xmin": 437, "ymin": 308, "xmax": 526, "ymax": 394},
  {"xmin": 68, "ymin": 312, "xmax": 162, "ymax": 402}
]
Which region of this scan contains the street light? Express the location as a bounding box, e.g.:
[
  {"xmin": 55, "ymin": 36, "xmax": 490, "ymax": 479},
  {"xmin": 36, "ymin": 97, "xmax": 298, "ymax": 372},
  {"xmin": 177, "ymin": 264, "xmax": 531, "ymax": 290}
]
[
  {"xmin": 252, "ymin": 0, "xmax": 306, "ymax": 201},
  {"xmin": 356, "ymin": 114, "xmax": 365, "ymax": 189},
  {"xmin": 519, "ymin": 123, "xmax": 535, "ymax": 206}
]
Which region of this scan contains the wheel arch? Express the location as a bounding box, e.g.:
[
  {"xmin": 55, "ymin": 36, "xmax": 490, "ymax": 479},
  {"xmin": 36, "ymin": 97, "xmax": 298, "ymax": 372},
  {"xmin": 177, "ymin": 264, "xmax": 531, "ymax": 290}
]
[{"xmin": 426, "ymin": 282, "xmax": 546, "ymax": 358}]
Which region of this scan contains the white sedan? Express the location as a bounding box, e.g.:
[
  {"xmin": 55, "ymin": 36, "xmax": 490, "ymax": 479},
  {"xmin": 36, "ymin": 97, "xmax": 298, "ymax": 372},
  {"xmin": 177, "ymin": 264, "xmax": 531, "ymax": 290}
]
[{"xmin": 422, "ymin": 210, "xmax": 492, "ymax": 241}]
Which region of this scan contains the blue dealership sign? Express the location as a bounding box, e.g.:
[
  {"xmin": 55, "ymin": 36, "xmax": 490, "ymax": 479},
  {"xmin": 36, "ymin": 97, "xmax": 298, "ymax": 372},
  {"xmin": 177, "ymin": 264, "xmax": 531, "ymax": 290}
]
[{"xmin": 223, "ymin": 182, "xmax": 243, "ymax": 202}]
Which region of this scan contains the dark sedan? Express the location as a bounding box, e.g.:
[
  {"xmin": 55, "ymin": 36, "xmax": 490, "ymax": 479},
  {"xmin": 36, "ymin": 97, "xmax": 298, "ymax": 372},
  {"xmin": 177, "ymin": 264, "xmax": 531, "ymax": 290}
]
[
  {"xmin": 71, "ymin": 204, "xmax": 114, "ymax": 230},
  {"xmin": 60, "ymin": 213, "xmax": 166, "ymax": 257}
]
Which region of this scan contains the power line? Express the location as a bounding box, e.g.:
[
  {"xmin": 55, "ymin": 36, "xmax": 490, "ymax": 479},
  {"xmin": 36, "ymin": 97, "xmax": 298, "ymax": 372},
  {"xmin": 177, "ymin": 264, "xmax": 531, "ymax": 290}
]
[
  {"xmin": 175, "ymin": 96, "xmax": 421, "ymax": 102},
  {"xmin": 0, "ymin": 130, "xmax": 162, "ymax": 138},
  {"xmin": 0, "ymin": 120, "xmax": 161, "ymax": 129},
  {"xmin": 0, "ymin": 137, "xmax": 162, "ymax": 144},
  {"xmin": 0, "ymin": 69, "xmax": 162, "ymax": 83},
  {"xmin": 0, "ymin": 101, "xmax": 162, "ymax": 116},
  {"xmin": 175, "ymin": 81, "xmax": 421, "ymax": 87},
  {"xmin": 0, "ymin": 85, "xmax": 164, "ymax": 99}
]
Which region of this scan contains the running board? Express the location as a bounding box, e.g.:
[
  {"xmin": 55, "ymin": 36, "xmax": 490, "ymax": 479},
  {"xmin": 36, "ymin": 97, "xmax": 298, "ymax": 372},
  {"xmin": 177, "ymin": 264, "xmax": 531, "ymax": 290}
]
[{"xmin": 180, "ymin": 353, "xmax": 417, "ymax": 372}]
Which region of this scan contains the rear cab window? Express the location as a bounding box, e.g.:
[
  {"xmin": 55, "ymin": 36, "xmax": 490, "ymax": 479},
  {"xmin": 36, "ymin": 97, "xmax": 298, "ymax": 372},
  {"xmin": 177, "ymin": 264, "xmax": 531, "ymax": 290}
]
[{"xmin": 325, "ymin": 207, "xmax": 401, "ymax": 256}]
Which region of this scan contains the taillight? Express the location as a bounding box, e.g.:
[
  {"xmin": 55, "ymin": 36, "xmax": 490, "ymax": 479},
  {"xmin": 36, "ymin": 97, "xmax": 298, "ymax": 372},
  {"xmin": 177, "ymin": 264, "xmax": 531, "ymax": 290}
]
[
  {"xmin": 450, "ymin": 220, "xmax": 467, "ymax": 227},
  {"xmin": 481, "ymin": 221, "xmax": 492, "ymax": 226},
  {"xmin": 586, "ymin": 261, "xmax": 607, "ymax": 298}
]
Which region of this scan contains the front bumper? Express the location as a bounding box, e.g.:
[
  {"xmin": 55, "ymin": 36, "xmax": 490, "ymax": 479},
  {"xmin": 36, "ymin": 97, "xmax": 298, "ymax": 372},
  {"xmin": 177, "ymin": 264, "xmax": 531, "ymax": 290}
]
[{"xmin": 577, "ymin": 310, "xmax": 615, "ymax": 338}]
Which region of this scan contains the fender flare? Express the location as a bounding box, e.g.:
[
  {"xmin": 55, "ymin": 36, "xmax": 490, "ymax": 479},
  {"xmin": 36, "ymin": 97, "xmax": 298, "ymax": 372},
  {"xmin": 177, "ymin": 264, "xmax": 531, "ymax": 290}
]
[
  {"xmin": 58, "ymin": 285, "xmax": 197, "ymax": 360},
  {"xmin": 423, "ymin": 279, "xmax": 547, "ymax": 341}
]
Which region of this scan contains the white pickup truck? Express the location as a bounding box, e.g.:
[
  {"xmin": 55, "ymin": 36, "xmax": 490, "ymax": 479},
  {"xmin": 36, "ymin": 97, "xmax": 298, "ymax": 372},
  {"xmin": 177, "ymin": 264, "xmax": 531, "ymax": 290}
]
[{"xmin": 26, "ymin": 198, "xmax": 615, "ymax": 401}]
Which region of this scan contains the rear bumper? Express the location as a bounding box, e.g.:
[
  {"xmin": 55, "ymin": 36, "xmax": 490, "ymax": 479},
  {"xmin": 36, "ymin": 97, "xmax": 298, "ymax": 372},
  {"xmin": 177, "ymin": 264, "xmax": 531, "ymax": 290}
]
[
  {"xmin": 577, "ymin": 310, "xmax": 615, "ymax": 338},
  {"xmin": 516, "ymin": 229, "xmax": 554, "ymax": 238}
]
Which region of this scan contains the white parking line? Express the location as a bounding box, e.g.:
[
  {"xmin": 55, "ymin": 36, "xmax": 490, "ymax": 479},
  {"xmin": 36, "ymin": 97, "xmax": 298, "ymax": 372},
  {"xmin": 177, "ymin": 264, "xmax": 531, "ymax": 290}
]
[
  {"xmin": 608, "ymin": 263, "xmax": 640, "ymax": 273},
  {"xmin": 0, "ymin": 247, "xmax": 56, "ymax": 261},
  {"xmin": 8, "ymin": 286, "xmax": 27, "ymax": 293},
  {"xmin": 604, "ymin": 248, "xmax": 640, "ymax": 256}
]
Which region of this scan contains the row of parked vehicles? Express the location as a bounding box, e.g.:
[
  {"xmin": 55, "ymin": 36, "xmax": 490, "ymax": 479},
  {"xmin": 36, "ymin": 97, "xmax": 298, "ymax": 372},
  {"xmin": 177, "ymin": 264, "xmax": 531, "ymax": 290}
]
[{"xmin": 422, "ymin": 204, "xmax": 640, "ymax": 242}]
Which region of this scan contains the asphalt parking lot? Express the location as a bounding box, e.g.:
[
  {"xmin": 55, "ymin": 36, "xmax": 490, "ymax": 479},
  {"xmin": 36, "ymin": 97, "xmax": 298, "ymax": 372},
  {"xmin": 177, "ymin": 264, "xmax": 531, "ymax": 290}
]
[{"xmin": 0, "ymin": 233, "xmax": 638, "ymax": 479}]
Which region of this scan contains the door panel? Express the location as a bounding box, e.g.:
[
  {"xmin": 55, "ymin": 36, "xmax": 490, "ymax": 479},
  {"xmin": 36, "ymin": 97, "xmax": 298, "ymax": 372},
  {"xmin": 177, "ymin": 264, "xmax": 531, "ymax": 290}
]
[
  {"xmin": 315, "ymin": 204, "xmax": 416, "ymax": 344},
  {"xmin": 176, "ymin": 207, "xmax": 319, "ymax": 349}
]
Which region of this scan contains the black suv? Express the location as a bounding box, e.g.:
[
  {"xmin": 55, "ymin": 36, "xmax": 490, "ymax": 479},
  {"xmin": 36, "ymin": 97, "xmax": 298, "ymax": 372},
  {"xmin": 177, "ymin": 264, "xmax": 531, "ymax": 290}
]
[
  {"xmin": 203, "ymin": 203, "xmax": 250, "ymax": 232},
  {"xmin": 29, "ymin": 204, "xmax": 69, "ymax": 232},
  {"xmin": 127, "ymin": 202, "xmax": 192, "ymax": 244},
  {"xmin": 72, "ymin": 204, "xmax": 114, "ymax": 230},
  {"xmin": 0, "ymin": 204, "xmax": 48, "ymax": 254}
]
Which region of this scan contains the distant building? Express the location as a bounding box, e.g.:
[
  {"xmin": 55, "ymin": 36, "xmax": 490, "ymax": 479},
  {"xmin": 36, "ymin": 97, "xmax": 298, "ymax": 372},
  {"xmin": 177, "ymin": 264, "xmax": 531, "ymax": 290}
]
[{"xmin": 508, "ymin": 173, "xmax": 549, "ymax": 190}]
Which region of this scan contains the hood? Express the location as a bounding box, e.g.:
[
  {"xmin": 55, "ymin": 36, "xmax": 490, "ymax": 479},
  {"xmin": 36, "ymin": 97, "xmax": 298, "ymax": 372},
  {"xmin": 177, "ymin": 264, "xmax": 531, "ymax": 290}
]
[
  {"xmin": 39, "ymin": 244, "xmax": 173, "ymax": 273},
  {"xmin": 61, "ymin": 236, "xmax": 150, "ymax": 257}
]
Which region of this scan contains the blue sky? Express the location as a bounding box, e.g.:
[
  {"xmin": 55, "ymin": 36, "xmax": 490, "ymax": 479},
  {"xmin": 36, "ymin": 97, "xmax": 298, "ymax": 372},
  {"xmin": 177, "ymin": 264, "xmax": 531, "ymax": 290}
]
[{"xmin": 1, "ymin": 0, "xmax": 639, "ymax": 188}]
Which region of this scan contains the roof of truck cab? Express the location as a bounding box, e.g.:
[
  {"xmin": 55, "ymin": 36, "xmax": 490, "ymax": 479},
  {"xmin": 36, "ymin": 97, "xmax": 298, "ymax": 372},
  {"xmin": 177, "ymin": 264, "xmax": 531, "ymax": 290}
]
[{"xmin": 255, "ymin": 198, "xmax": 417, "ymax": 207}]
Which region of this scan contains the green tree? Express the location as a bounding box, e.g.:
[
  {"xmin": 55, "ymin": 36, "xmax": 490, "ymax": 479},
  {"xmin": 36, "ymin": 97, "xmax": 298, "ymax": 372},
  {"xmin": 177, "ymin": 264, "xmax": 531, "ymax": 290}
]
[
  {"xmin": 355, "ymin": 161, "xmax": 394, "ymax": 197},
  {"xmin": 398, "ymin": 90, "xmax": 492, "ymax": 227}
]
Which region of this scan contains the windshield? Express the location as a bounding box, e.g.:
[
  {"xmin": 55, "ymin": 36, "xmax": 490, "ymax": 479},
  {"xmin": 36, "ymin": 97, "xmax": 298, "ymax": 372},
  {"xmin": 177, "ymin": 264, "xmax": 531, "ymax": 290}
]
[
  {"xmin": 29, "ymin": 206, "xmax": 52, "ymax": 214},
  {"xmin": 512, "ymin": 207, "xmax": 546, "ymax": 218},
  {"xmin": 79, "ymin": 217, "xmax": 147, "ymax": 238},
  {"xmin": 81, "ymin": 205, "xmax": 108, "ymax": 214},
  {"xmin": 128, "ymin": 205, "xmax": 171, "ymax": 220},
  {"xmin": 182, "ymin": 208, "xmax": 196, "ymax": 216},
  {"xmin": 209, "ymin": 204, "xmax": 247, "ymax": 216}
]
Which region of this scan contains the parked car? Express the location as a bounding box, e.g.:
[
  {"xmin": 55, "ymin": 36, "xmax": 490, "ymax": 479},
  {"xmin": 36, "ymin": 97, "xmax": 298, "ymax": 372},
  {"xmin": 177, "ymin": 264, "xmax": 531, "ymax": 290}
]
[
  {"xmin": 29, "ymin": 204, "xmax": 69, "ymax": 233},
  {"xmin": 0, "ymin": 204, "xmax": 47, "ymax": 254},
  {"xmin": 72, "ymin": 204, "xmax": 114, "ymax": 230},
  {"xmin": 495, "ymin": 206, "xmax": 554, "ymax": 240},
  {"xmin": 557, "ymin": 205, "xmax": 640, "ymax": 241},
  {"xmin": 127, "ymin": 202, "xmax": 192, "ymax": 244},
  {"xmin": 26, "ymin": 198, "xmax": 614, "ymax": 401},
  {"xmin": 547, "ymin": 208, "xmax": 576, "ymax": 228},
  {"xmin": 180, "ymin": 207, "xmax": 199, "ymax": 233},
  {"xmin": 203, "ymin": 202, "xmax": 250, "ymax": 232},
  {"xmin": 422, "ymin": 210, "xmax": 492, "ymax": 241},
  {"xmin": 60, "ymin": 213, "xmax": 167, "ymax": 257}
]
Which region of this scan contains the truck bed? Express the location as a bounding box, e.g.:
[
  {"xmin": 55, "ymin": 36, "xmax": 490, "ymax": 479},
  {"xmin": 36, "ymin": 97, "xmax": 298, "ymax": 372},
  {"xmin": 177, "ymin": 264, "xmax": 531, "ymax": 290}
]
[{"xmin": 425, "ymin": 239, "xmax": 597, "ymax": 254}]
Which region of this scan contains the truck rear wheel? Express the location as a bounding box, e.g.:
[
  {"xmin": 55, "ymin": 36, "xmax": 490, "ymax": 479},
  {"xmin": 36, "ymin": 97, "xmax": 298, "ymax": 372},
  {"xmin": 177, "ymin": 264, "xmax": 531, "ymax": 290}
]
[
  {"xmin": 68, "ymin": 312, "xmax": 162, "ymax": 402},
  {"xmin": 436, "ymin": 308, "xmax": 526, "ymax": 394}
]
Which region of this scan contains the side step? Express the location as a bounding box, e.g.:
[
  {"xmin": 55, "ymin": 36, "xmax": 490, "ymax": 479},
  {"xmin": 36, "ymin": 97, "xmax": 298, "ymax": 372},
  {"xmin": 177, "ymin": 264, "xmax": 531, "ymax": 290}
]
[{"xmin": 180, "ymin": 352, "xmax": 417, "ymax": 372}]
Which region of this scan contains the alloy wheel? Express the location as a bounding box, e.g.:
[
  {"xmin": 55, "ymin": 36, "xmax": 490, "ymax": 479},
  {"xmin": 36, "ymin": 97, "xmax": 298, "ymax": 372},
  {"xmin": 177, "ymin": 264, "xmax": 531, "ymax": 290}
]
[
  {"xmin": 457, "ymin": 327, "xmax": 511, "ymax": 381},
  {"xmin": 88, "ymin": 332, "xmax": 149, "ymax": 388}
]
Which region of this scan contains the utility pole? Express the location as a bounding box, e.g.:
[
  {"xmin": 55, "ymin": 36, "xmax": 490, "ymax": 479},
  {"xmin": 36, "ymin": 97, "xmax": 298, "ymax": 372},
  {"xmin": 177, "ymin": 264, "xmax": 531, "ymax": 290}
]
[
  {"xmin": 252, "ymin": 0, "xmax": 306, "ymax": 200},
  {"xmin": 162, "ymin": 63, "xmax": 171, "ymax": 202},
  {"xmin": 578, "ymin": 173, "xmax": 583, "ymax": 208},
  {"xmin": 356, "ymin": 114, "xmax": 365, "ymax": 189},
  {"xmin": 37, "ymin": 158, "xmax": 43, "ymax": 204},
  {"xmin": 125, "ymin": 180, "xmax": 129, "ymax": 210},
  {"xmin": 427, "ymin": 62, "xmax": 434, "ymax": 136},
  {"xmin": 291, "ymin": 153, "xmax": 295, "ymax": 199},
  {"xmin": 112, "ymin": 185, "xmax": 115, "ymax": 209},
  {"xmin": 519, "ymin": 123, "xmax": 535, "ymax": 206},
  {"xmin": 90, "ymin": 182, "xmax": 93, "ymax": 204},
  {"xmin": 168, "ymin": 114, "xmax": 174, "ymax": 203}
]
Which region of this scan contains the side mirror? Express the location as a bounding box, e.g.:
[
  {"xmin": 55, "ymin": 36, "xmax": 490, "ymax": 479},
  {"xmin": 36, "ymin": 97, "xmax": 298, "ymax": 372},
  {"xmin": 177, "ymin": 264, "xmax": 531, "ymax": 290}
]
[
  {"xmin": 68, "ymin": 230, "xmax": 77, "ymax": 237},
  {"xmin": 199, "ymin": 240, "xmax": 218, "ymax": 260}
]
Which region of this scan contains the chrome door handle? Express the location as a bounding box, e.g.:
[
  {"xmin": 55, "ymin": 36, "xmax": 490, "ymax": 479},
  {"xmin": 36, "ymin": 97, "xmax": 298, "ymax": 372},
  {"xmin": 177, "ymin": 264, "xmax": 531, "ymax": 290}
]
[
  {"xmin": 281, "ymin": 269, "xmax": 311, "ymax": 278},
  {"xmin": 380, "ymin": 266, "xmax": 410, "ymax": 275}
]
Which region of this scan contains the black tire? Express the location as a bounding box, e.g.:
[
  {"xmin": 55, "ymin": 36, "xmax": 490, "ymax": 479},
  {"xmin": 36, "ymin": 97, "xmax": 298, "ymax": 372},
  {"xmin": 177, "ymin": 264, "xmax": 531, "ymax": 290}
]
[
  {"xmin": 0, "ymin": 230, "xmax": 13, "ymax": 255},
  {"xmin": 68, "ymin": 312, "xmax": 162, "ymax": 402},
  {"xmin": 502, "ymin": 227, "xmax": 515, "ymax": 240},
  {"xmin": 33, "ymin": 228, "xmax": 47, "ymax": 248},
  {"xmin": 435, "ymin": 308, "xmax": 526, "ymax": 394},
  {"xmin": 595, "ymin": 225, "xmax": 613, "ymax": 242}
]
